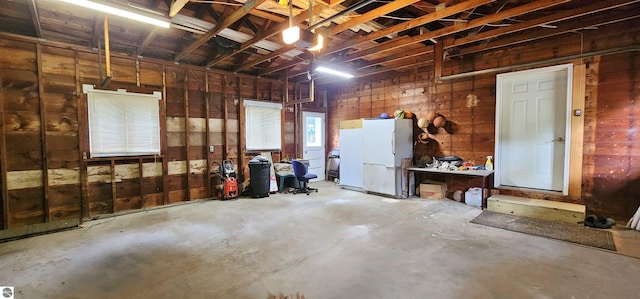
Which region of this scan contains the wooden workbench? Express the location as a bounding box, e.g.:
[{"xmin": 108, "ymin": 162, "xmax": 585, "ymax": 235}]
[{"xmin": 407, "ymin": 167, "xmax": 495, "ymax": 208}]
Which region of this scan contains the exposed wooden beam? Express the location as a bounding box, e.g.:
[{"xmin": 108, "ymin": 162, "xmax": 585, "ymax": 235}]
[
  {"xmin": 242, "ymin": 16, "xmax": 261, "ymax": 34},
  {"xmin": 340, "ymin": 0, "xmax": 572, "ymax": 61},
  {"xmin": 330, "ymin": 0, "xmax": 420, "ymax": 35},
  {"xmin": 91, "ymin": 16, "xmax": 102, "ymax": 48},
  {"xmin": 207, "ymin": 6, "xmax": 319, "ymax": 68},
  {"xmin": 452, "ymin": 0, "xmax": 640, "ymax": 49},
  {"xmin": 433, "ymin": 41, "xmax": 443, "ymax": 80},
  {"xmin": 259, "ymin": 56, "xmax": 307, "ymax": 76},
  {"xmin": 237, "ymin": 45, "xmax": 297, "ymax": 72},
  {"xmin": 135, "ymin": 28, "xmax": 160, "ymax": 56},
  {"xmin": 133, "ymin": 0, "xmax": 165, "ymax": 54},
  {"xmin": 356, "ymin": 46, "xmax": 430, "ymax": 70},
  {"xmin": 453, "ymin": 9, "xmax": 640, "ymax": 57},
  {"xmin": 175, "ymin": 0, "xmax": 268, "ymax": 61},
  {"xmin": 248, "ymin": 9, "xmax": 287, "ymax": 23},
  {"xmin": 319, "ymin": 0, "xmax": 495, "ymax": 58},
  {"xmin": 28, "ymin": 0, "xmax": 42, "ymax": 38},
  {"xmin": 170, "ymin": 0, "xmax": 190, "ymax": 17}
]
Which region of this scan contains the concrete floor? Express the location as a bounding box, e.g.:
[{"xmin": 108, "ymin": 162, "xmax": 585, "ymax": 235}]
[{"xmin": 1, "ymin": 181, "xmax": 639, "ymax": 298}]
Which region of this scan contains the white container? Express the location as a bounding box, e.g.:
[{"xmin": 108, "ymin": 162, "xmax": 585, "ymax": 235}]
[{"xmin": 465, "ymin": 187, "xmax": 483, "ymax": 207}]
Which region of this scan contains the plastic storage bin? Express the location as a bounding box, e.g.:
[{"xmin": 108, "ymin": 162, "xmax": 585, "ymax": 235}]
[{"xmin": 465, "ymin": 187, "xmax": 483, "ymax": 207}]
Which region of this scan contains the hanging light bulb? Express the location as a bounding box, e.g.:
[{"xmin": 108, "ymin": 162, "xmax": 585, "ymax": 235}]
[{"xmin": 282, "ymin": 0, "xmax": 300, "ymax": 44}]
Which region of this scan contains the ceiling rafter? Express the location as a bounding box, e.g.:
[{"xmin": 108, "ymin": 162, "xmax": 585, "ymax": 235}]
[
  {"xmin": 134, "ymin": 0, "xmax": 166, "ymax": 56},
  {"xmin": 170, "ymin": 0, "xmax": 190, "ymax": 17},
  {"xmin": 320, "ymin": 0, "xmax": 495, "ymax": 58},
  {"xmin": 175, "ymin": 0, "xmax": 268, "ymax": 61},
  {"xmin": 329, "ymin": 0, "xmax": 421, "ymax": 35},
  {"xmin": 338, "ymin": 0, "xmax": 572, "ymax": 63},
  {"xmin": 28, "ymin": 0, "xmax": 42, "ymax": 38},
  {"xmin": 206, "ymin": 5, "xmax": 320, "ymax": 68},
  {"xmin": 453, "ymin": 9, "xmax": 640, "ymax": 57},
  {"xmin": 452, "ymin": 0, "xmax": 640, "ymax": 49},
  {"xmin": 258, "ymin": 0, "xmax": 495, "ymax": 76}
]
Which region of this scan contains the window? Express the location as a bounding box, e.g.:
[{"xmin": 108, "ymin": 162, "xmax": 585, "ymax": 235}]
[
  {"xmin": 244, "ymin": 100, "xmax": 282, "ymax": 151},
  {"xmin": 83, "ymin": 84, "xmax": 162, "ymax": 157}
]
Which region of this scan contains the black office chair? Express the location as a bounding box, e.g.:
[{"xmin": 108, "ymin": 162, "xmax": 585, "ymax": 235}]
[{"xmin": 291, "ymin": 160, "xmax": 318, "ymax": 195}]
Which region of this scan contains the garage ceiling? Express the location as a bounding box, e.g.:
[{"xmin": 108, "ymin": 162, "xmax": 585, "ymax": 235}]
[{"xmin": 1, "ymin": 0, "xmax": 638, "ymax": 83}]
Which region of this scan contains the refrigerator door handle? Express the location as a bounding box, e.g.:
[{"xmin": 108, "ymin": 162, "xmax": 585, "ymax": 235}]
[{"xmin": 391, "ymin": 131, "xmax": 395, "ymax": 156}]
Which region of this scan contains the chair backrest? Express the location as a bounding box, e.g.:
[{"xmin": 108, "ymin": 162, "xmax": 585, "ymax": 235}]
[{"xmin": 291, "ymin": 160, "xmax": 307, "ymax": 179}]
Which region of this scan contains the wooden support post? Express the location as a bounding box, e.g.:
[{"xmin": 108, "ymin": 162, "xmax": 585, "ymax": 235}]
[
  {"xmin": 205, "ymin": 72, "xmax": 212, "ymax": 197},
  {"xmin": 110, "ymin": 159, "xmax": 116, "ymax": 213},
  {"xmin": 237, "ymin": 77, "xmax": 244, "ymax": 178},
  {"xmin": 161, "ymin": 65, "xmax": 169, "ymax": 205},
  {"xmin": 139, "ymin": 158, "xmax": 144, "ymax": 207},
  {"xmin": 222, "ymin": 75, "xmax": 229, "ymax": 160},
  {"xmin": 184, "ymin": 73, "xmax": 191, "ymax": 201},
  {"xmin": 36, "ymin": 43, "xmax": 50, "ymax": 223},
  {"xmin": 0, "ymin": 61, "xmax": 7, "ymax": 229},
  {"xmin": 76, "ymin": 53, "xmax": 89, "ymax": 219},
  {"xmin": 282, "ymin": 71, "xmax": 289, "ymax": 158},
  {"xmin": 569, "ymin": 64, "xmax": 586, "ymax": 198},
  {"xmin": 434, "ymin": 43, "xmax": 443, "ymax": 81}
]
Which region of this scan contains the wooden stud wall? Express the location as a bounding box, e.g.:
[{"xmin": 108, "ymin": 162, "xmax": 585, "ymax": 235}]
[
  {"xmin": 328, "ymin": 21, "xmax": 640, "ymax": 220},
  {"xmin": 0, "ymin": 34, "xmax": 292, "ymax": 232}
]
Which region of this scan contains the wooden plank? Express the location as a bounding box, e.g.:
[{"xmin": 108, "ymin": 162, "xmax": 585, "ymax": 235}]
[
  {"xmin": 487, "ymin": 195, "xmax": 585, "ymax": 224},
  {"xmin": 184, "ymin": 74, "xmax": 191, "ymax": 201},
  {"xmin": 87, "ymin": 182, "xmax": 113, "ymax": 216},
  {"xmin": 569, "ymin": 64, "xmax": 586, "ymax": 198},
  {"xmin": 76, "ymin": 53, "xmax": 89, "ymax": 219},
  {"xmin": 7, "ymin": 188, "xmax": 45, "ymax": 227},
  {"xmin": 48, "ymin": 184, "xmax": 82, "ymax": 221},
  {"xmin": 161, "ymin": 65, "xmax": 169, "ymax": 205},
  {"xmin": 36, "ymin": 44, "xmax": 49, "ymax": 223},
  {"xmin": 169, "ymin": 0, "xmax": 190, "ymax": 17}
]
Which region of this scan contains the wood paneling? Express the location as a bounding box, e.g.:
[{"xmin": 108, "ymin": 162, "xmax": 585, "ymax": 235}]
[
  {"xmin": 328, "ymin": 25, "xmax": 640, "ymax": 221},
  {"xmin": 0, "ymin": 35, "xmax": 289, "ymax": 233}
]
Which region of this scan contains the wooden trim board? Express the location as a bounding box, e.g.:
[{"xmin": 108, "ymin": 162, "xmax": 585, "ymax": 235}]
[{"xmin": 488, "ymin": 194, "xmax": 585, "ymax": 224}]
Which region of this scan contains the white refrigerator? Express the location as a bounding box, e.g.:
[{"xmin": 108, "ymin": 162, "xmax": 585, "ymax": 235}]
[
  {"xmin": 362, "ymin": 119, "xmax": 413, "ymax": 198},
  {"xmin": 339, "ymin": 127, "xmax": 363, "ymax": 190}
]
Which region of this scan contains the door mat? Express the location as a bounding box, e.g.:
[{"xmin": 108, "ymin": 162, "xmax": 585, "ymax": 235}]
[{"xmin": 471, "ymin": 211, "xmax": 616, "ymax": 251}]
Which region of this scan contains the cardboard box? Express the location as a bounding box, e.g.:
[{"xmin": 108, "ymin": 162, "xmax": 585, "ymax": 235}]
[{"xmin": 419, "ymin": 180, "xmax": 447, "ymax": 200}]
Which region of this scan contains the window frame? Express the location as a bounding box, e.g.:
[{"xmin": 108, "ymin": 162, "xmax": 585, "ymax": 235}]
[
  {"xmin": 83, "ymin": 84, "xmax": 162, "ymax": 158},
  {"xmin": 243, "ymin": 99, "xmax": 282, "ymax": 151}
]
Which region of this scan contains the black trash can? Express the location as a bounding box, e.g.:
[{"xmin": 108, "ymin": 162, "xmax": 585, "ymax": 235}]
[{"xmin": 248, "ymin": 157, "xmax": 271, "ymax": 198}]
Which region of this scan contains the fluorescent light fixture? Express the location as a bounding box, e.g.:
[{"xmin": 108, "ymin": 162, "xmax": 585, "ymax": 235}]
[
  {"xmin": 316, "ymin": 66, "xmax": 354, "ymax": 78},
  {"xmin": 282, "ymin": 26, "xmax": 300, "ymax": 44},
  {"xmin": 58, "ymin": 0, "xmax": 171, "ymax": 28}
]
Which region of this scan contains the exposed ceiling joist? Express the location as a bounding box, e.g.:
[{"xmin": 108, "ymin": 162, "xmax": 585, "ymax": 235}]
[
  {"xmin": 453, "ymin": 9, "xmax": 640, "ymax": 57},
  {"xmin": 28, "ymin": 0, "xmax": 42, "ymax": 38},
  {"xmin": 170, "ymin": 0, "xmax": 190, "ymax": 17},
  {"xmin": 452, "ymin": 0, "xmax": 640, "ymax": 49},
  {"xmin": 341, "ymin": 0, "xmax": 573, "ymax": 62},
  {"xmin": 175, "ymin": 0, "xmax": 268, "ymax": 61},
  {"xmin": 206, "ymin": 5, "xmax": 321, "ymax": 68},
  {"xmin": 320, "ymin": 0, "xmax": 495, "ymax": 58},
  {"xmin": 329, "ymin": 0, "xmax": 421, "ymax": 35}
]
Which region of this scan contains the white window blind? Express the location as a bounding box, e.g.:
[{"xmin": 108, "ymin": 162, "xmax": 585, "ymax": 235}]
[
  {"xmin": 244, "ymin": 100, "xmax": 282, "ymax": 151},
  {"xmin": 84, "ymin": 85, "xmax": 162, "ymax": 157}
]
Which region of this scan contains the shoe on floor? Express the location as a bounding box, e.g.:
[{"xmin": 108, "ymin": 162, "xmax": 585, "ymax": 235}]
[
  {"xmin": 595, "ymin": 217, "xmax": 616, "ymax": 229},
  {"xmin": 584, "ymin": 215, "xmax": 598, "ymax": 228}
]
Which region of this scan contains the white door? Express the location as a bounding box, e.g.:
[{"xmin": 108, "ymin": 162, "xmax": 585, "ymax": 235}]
[
  {"xmin": 496, "ymin": 64, "xmax": 572, "ymax": 193},
  {"xmin": 302, "ymin": 112, "xmax": 325, "ymax": 181}
]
